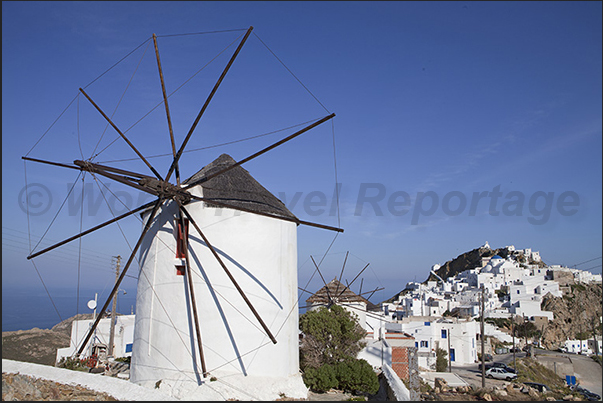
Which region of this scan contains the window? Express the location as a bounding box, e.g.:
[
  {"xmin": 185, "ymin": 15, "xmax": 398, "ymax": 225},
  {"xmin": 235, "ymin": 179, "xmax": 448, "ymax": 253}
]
[
  {"xmin": 424, "ymin": 321, "xmax": 431, "ymax": 326},
  {"xmin": 176, "ymin": 265, "xmax": 185, "ymax": 276},
  {"xmin": 125, "ymin": 343, "xmax": 133, "ymax": 353},
  {"xmin": 420, "ymin": 340, "xmax": 428, "ymax": 348},
  {"xmin": 441, "ymin": 329, "xmax": 447, "ymax": 339},
  {"xmin": 175, "ymin": 219, "xmax": 189, "ymax": 258}
]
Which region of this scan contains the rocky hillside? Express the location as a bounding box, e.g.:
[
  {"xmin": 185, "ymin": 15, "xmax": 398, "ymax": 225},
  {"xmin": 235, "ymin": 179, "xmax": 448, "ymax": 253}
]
[
  {"xmin": 540, "ymin": 283, "xmax": 602, "ymax": 350},
  {"xmin": 1, "ymin": 313, "xmax": 97, "ymax": 366}
]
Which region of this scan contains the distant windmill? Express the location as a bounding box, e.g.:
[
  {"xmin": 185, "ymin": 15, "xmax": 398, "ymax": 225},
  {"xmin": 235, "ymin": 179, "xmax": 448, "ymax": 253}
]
[{"xmin": 300, "ymin": 252, "xmax": 384, "ymax": 324}]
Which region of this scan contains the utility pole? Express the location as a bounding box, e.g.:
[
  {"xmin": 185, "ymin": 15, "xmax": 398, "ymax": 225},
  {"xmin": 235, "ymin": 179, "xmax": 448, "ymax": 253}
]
[
  {"xmin": 108, "ymin": 255, "xmax": 121, "ymax": 357},
  {"xmin": 480, "ymin": 285, "xmax": 485, "ymax": 388},
  {"xmin": 448, "ymin": 326, "xmax": 452, "ymax": 372},
  {"xmin": 512, "ymin": 316, "xmax": 516, "ymax": 369}
]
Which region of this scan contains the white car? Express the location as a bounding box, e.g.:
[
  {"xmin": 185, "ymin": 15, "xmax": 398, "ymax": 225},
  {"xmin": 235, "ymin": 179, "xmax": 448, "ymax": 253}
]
[{"xmin": 485, "ymin": 367, "xmax": 518, "ymax": 381}]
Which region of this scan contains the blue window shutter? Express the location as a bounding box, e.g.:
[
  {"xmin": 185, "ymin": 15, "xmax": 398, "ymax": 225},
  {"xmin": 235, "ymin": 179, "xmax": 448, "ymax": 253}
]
[{"xmin": 125, "ymin": 343, "xmax": 133, "ymax": 353}]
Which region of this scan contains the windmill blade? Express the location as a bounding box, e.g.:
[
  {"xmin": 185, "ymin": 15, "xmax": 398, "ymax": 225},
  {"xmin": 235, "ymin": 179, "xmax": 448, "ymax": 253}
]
[
  {"xmin": 183, "ymin": 113, "xmax": 336, "ymax": 189},
  {"xmin": 188, "ymin": 195, "xmax": 343, "ymax": 233},
  {"xmin": 27, "ymin": 199, "xmax": 158, "ymax": 260},
  {"xmin": 310, "ymin": 255, "xmax": 334, "ymax": 305},
  {"xmin": 298, "ymin": 286, "xmax": 316, "ymax": 296},
  {"xmin": 178, "ymin": 202, "xmax": 278, "ymax": 344},
  {"xmin": 358, "ymin": 278, "xmax": 363, "ymax": 296},
  {"xmin": 152, "ymin": 33, "xmax": 180, "ymax": 185},
  {"xmin": 360, "ymin": 287, "xmax": 385, "ymax": 300},
  {"xmin": 74, "ymin": 160, "xmax": 153, "ymax": 179},
  {"xmin": 177, "ymin": 208, "xmax": 208, "ymax": 376},
  {"xmin": 79, "ymin": 88, "xmax": 163, "ymax": 180},
  {"xmin": 335, "ymin": 251, "xmax": 349, "ymax": 296},
  {"xmin": 165, "ymin": 26, "xmax": 254, "ymax": 183},
  {"xmin": 336, "ymin": 263, "xmax": 370, "ymax": 299},
  {"xmin": 22, "ymin": 156, "xmax": 83, "ymax": 171},
  {"xmin": 74, "ymin": 160, "xmax": 160, "ymax": 196},
  {"xmin": 76, "ymin": 198, "xmax": 164, "ymax": 358}
]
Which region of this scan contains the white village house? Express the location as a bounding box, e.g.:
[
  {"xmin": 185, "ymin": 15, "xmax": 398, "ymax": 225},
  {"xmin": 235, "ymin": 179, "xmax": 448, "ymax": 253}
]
[{"xmin": 56, "ymin": 314, "xmax": 136, "ymax": 365}]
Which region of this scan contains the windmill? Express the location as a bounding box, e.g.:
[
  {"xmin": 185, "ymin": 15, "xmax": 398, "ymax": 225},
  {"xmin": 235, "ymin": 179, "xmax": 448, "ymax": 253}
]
[
  {"xmin": 300, "ymin": 251, "xmax": 384, "ymax": 329},
  {"xmin": 22, "ymin": 26, "xmax": 342, "ymax": 399}
]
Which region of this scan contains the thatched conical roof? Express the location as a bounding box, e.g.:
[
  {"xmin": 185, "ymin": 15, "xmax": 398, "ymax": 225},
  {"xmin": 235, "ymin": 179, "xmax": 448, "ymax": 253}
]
[
  {"xmin": 183, "ymin": 153, "xmax": 296, "ymax": 220},
  {"xmin": 306, "ymin": 278, "xmax": 369, "ymax": 305}
]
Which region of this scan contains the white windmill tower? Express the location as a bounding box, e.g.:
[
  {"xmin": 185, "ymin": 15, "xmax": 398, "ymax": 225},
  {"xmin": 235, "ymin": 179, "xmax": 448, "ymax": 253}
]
[{"xmin": 23, "ymin": 26, "xmax": 342, "ymax": 400}]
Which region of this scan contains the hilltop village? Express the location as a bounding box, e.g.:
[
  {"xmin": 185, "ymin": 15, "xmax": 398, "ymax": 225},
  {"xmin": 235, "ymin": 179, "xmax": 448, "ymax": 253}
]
[{"xmin": 304, "ymin": 241, "xmax": 602, "ymax": 397}]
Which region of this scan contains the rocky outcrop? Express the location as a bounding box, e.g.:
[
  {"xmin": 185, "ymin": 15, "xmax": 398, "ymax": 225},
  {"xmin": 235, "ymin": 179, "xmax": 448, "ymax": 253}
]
[
  {"xmin": 2, "ymin": 372, "xmax": 117, "ymax": 401},
  {"xmin": 540, "ymin": 283, "xmax": 602, "ymax": 350}
]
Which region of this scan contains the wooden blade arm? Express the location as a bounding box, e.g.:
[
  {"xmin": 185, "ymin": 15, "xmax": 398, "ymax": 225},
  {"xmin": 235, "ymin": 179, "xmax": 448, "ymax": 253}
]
[
  {"xmin": 188, "ymin": 195, "xmax": 343, "ymax": 233},
  {"xmin": 73, "ymin": 160, "xmax": 153, "ymax": 179},
  {"xmin": 152, "ymin": 33, "xmax": 180, "ymax": 185},
  {"xmin": 311, "ymin": 255, "xmax": 334, "ymax": 305},
  {"xmin": 79, "ymin": 87, "xmax": 163, "ymax": 180},
  {"xmin": 76, "ymin": 198, "xmax": 164, "ymax": 358},
  {"xmin": 335, "ymin": 251, "xmax": 349, "ymax": 296},
  {"xmin": 74, "ymin": 161, "xmax": 159, "ymax": 197},
  {"xmin": 335, "ymin": 263, "xmax": 370, "ymax": 299},
  {"xmin": 166, "ymin": 26, "xmax": 254, "ymax": 183},
  {"xmin": 183, "ymin": 113, "xmax": 335, "ymax": 189},
  {"xmin": 27, "ymin": 199, "xmax": 158, "ymax": 259},
  {"xmin": 22, "ymin": 156, "xmax": 81, "ymax": 171},
  {"xmin": 177, "ymin": 208, "xmax": 208, "ymax": 376},
  {"xmin": 179, "ymin": 202, "xmax": 278, "ymax": 344}
]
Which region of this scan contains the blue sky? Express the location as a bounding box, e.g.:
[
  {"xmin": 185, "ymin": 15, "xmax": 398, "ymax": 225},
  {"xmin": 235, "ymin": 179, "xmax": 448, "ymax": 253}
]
[{"xmin": 2, "ymin": 1, "xmax": 602, "ymax": 326}]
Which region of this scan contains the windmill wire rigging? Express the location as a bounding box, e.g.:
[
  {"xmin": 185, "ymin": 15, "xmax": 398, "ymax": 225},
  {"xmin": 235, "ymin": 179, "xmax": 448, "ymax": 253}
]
[
  {"xmin": 90, "ymin": 32, "xmax": 244, "ymax": 161},
  {"xmin": 23, "ymin": 160, "xmax": 63, "ymax": 323},
  {"xmin": 89, "ymin": 39, "xmax": 152, "ymax": 161},
  {"xmin": 156, "ymin": 28, "xmax": 248, "ymax": 38},
  {"xmin": 83, "ymin": 37, "xmax": 152, "ymax": 90},
  {"xmin": 331, "ymin": 119, "xmax": 341, "ymax": 228},
  {"xmin": 97, "ymin": 117, "xmax": 325, "ymax": 164},
  {"xmin": 253, "ymin": 32, "xmax": 330, "ymax": 114},
  {"xmin": 24, "ymin": 93, "xmax": 79, "ymax": 157},
  {"xmin": 24, "ymin": 162, "xmax": 84, "ymax": 261}
]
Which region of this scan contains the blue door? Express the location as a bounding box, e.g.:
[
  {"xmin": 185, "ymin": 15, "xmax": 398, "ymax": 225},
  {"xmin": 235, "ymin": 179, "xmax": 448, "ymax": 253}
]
[{"xmin": 450, "ymin": 348, "xmax": 455, "ymax": 362}]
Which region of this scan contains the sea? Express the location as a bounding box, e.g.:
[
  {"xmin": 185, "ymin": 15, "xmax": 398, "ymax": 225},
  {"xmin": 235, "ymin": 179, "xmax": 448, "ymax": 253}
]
[{"xmin": 2, "ymin": 286, "xmax": 138, "ymax": 332}]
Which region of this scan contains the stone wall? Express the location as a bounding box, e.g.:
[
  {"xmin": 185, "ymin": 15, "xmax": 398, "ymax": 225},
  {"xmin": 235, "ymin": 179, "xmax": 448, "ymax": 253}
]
[{"xmin": 2, "ymin": 372, "xmax": 116, "ymax": 401}]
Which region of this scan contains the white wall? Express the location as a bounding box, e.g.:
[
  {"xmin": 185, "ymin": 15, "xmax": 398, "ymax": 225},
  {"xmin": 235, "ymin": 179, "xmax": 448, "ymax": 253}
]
[
  {"xmin": 56, "ymin": 315, "xmax": 135, "ymax": 364},
  {"xmin": 130, "ymin": 190, "xmax": 302, "ymax": 395}
]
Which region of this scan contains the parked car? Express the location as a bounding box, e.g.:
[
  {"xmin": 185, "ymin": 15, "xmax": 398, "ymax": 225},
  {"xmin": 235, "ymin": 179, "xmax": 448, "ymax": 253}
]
[
  {"xmin": 478, "ymin": 362, "xmax": 494, "ymax": 371},
  {"xmin": 523, "ymin": 382, "xmax": 551, "ymax": 393},
  {"xmin": 490, "ymin": 362, "xmax": 516, "ymax": 374},
  {"xmin": 478, "ymin": 362, "xmax": 516, "ymax": 373},
  {"xmin": 485, "ymin": 367, "xmax": 518, "ymax": 381}
]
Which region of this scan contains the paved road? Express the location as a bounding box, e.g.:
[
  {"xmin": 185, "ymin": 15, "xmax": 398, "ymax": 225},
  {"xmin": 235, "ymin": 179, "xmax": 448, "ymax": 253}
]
[
  {"xmin": 450, "ymin": 350, "xmax": 601, "ymax": 399},
  {"xmin": 534, "ymin": 349, "xmax": 602, "ymax": 399}
]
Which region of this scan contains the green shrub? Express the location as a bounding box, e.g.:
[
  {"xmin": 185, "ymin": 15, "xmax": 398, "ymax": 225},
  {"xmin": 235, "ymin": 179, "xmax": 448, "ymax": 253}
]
[
  {"xmin": 334, "ymin": 358, "xmax": 379, "ymax": 394},
  {"xmin": 303, "ymin": 364, "xmax": 337, "ymax": 393},
  {"xmin": 435, "ymin": 348, "xmax": 448, "ymax": 372},
  {"xmin": 56, "ymin": 356, "xmax": 88, "ymax": 371}
]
